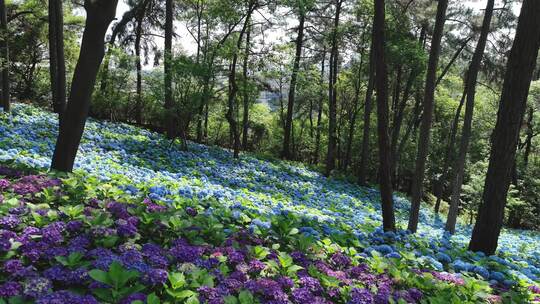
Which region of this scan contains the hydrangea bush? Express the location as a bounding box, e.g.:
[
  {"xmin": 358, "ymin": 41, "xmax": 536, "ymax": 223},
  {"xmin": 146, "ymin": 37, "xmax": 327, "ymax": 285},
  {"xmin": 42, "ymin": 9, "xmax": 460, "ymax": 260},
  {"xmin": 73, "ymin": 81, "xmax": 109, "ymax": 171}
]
[{"xmin": 0, "ymin": 104, "xmax": 539, "ymax": 303}]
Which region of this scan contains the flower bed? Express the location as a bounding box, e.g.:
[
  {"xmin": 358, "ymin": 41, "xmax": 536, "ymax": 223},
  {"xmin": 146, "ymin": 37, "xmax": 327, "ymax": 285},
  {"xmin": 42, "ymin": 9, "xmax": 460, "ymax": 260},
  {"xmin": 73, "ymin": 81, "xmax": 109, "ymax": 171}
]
[{"xmin": 1, "ymin": 104, "xmax": 539, "ymax": 303}]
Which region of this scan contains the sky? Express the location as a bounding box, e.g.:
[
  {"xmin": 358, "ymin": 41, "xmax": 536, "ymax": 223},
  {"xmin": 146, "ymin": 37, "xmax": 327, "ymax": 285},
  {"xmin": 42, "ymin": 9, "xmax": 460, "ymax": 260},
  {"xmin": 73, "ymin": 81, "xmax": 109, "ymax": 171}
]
[{"xmin": 107, "ymin": 0, "xmax": 522, "ymax": 60}]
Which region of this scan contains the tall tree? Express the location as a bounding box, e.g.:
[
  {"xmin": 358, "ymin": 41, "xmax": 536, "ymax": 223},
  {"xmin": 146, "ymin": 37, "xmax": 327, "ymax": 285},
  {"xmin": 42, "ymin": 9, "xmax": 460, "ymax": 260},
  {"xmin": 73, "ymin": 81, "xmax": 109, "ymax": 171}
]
[
  {"xmin": 469, "ymin": 0, "xmax": 540, "ymax": 254},
  {"xmin": 282, "ymin": 2, "xmax": 306, "ymax": 159},
  {"xmin": 164, "ymin": 0, "xmax": 175, "ymax": 139},
  {"xmin": 49, "ymin": 0, "xmax": 66, "ymax": 114},
  {"xmin": 0, "ymin": 0, "xmax": 9, "ymax": 112},
  {"xmin": 134, "ymin": 0, "xmax": 150, "ymax": 125},
  {"xmin": 325, "ymin": 0, "xmax": 342, "ymax": 176},
  {"xmin": 358, "ymin": 45, "xmax": 374, "ymax": 185},
  {"xmin": 445, "ymin": 0, "xmax": 495, "ymax": 234},
  {"xmin": 408, "ymin": 0, "xmax": 449, "ymax": 233},
  {"xmin": 373, "ymin": 0, "xmax": 395, "ymax": 232},
  {"xmin": 226, "ymin": 0, "xmax": 256, "ymax": 159},
  {"xmin": 51, "ymin": 0, "xmax": 119, "ymax": 172},
  {"xmin": 241, "ymin": 23, "xmax": 252, "ymax": 151},
  {"xmin": 313, "ymin": 48, "xmax": 326, "ymax": 164}
]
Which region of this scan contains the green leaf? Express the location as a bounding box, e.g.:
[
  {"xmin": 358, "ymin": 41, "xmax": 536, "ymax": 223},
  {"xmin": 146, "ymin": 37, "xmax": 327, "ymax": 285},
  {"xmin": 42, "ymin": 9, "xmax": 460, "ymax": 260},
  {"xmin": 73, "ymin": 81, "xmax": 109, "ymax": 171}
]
[
  {"xmin": 89, "ymin": 269, "xmax": 110, "ymax": 285},
  {"xmin": 147, "ymin": 293, "xmax": 160, "ymax": 304},
  {"xmin": 186, "ymin": 295, "xmax": 200, "ymax": 304},
  {"xmin": 238, "ymin": 290, "xmax": 254, "ymax": 304}
]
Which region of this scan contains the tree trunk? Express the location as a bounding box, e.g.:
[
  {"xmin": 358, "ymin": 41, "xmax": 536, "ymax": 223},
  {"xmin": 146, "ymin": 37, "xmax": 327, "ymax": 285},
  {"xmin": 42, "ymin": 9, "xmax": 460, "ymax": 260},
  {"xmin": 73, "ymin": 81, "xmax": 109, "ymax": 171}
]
[
  {"xmin": 445, "ymin": 0, "xmax": 495, "ymax": 234},
  {"xmin": 344, "ymin": 57, "xmax": 364, "ymax": 171},
  {"xmin": 469, "ymin": 0, "xmax": 540, "ymax": 254},
  {"xmin": 51, "ymin": 0, "xmax": 119, "ymax": 172},
  {"xmin": 435, "ymin": 37, "xmax": 471, "ymax": 87},
  {"xmin": 434, "ymin": 85, "xmax": 466, "ymax": 213},
  {"xmin": 283, "ymin": 12, "xmax": 306, "ymax": 159},
  {"xmin": 358, "ymin": 46, "xmax": 375, "ymax": 185},
  {"xmin": 523, "ymin": 106, "xmax": 534, "ymax": 168},
  {"xmin": 226, "ymin": 2, "xmax": 255, "ymax": 159},
  {"xmin": 49, "ymin": 0, "xmax": 66, "ymax": 114},
  {"xmin": 373, "ymin": 0, "xmax": 395, "ymax": 232},
  {"xmin": 313, "ymin": 49, "xmax": 326, "ymax": 164},
  {"xmin": 164, "ymin": 0, "xmax": 174, "ymax": 139},
  {"xmin": 325, "ymin": 0, "xmax": 342, "ymax": 176},
  {"xmin": 0, "ymin": 0, "xmax": 9, "ymax": 112},
  {"xmin": 241, "ymin": 23, "xmax": 252, "ymax": 151},
  {"xmin": 134, "ymin": 7, "xmax": 146, "ymax": 125},
  {"xmin": 408, "ymin": 0, "xmax": 448, "ymax": 233}
]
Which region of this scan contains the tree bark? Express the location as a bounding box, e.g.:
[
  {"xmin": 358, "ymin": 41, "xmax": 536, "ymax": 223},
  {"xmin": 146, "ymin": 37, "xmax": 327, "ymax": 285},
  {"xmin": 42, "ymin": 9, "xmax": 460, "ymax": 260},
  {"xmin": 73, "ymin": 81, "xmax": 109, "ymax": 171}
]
[
  {"xmin": 51, "ymin": 0, "xmax": 119, "ymax": 172},
  {"xmin": 0, "ymin": 0, "xmax": 9, "ymax": 112},
  {"xmin": 49, "ymin": 0, "xmax": 66, "ymax": 114},
  {"xmin": 283, "ymin": 12, "xmax": 306, "ymax": 159},
  {"xmin": 408, "ymin": 0, "xmax": 448, "ymax": 233},
  {"xmin": 523, "ymin": 106, "xmax": 534, "ymax": 168},
  {"xmin": 469, "ymin": 0, "xmax": 540, "ymax": 254},
  {"xmin": 434, "ymin": 85, "xmax": 466, "ymax": 213},
  {"xmin": 226, "ymin": 1, "xmax": 255, "ymax": 159},
  {"xmin": 241, "ymin": 23, "xmax": 252, "ymax": 151},
  {"xmin": 164, "ymin": 0, "xmax": 175, "ymax": 139},
  {"xmin": 358, "ymin": 46, "xmax": 375, "ymax": 185},
  {"xmin": 373, "ymin": 0, "xmax": 395, "ymax": 232},
  {"xmin": 313, "ymin": 49, "xmax": 326, "ymax": 164},
  {"xmin": 325, "ymin": 0, "xmax": 342, "ymax": 176},
  {"xmin": 445, "ymin": 0, "xmax": 494, "ymax": 234}
]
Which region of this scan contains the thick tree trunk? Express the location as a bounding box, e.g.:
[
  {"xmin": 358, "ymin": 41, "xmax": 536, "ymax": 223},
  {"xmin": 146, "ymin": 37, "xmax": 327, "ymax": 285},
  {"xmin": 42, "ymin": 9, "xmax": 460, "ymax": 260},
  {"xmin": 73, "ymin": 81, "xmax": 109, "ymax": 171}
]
[
  {"xmin": 373, "ymin": 0, "xmax": 395, "ymax": 232},
  {"xmin": 283, "ymin": 12, "xmax": 306, "ymax": 159},
  {"xmin": 0, "ymin": 0, "xmax": 9, "ymax": 112},
  {"xmin": 469, "ymin": 0, "xmax": 540, "ymax": 254},
  {"xmin": 313, "ymin": 49, "xmax": 326, "ymax": 164},
  {"xmin": 241, "ymin": 23, "xmax": 252, "ymax": 151},
  {"xmin": 49, "ymin": 0, "xmax": 66, "ymax": 114},
  {"xmin": 358, "ymin": 46, "xmax": 375, "ymax": 185},
  {"xmin": 408, "ymin": 0, "xmax": 448, "ymax": 233},
  {"xmin": 445, "ymin": 0, "xmax": 494, "ymax": 234},
  {"xmin": 325, "ymin": 0, "xmax": 342, "ymax": 176},
  {"xmin": 51, "ymin": 0, "xmax": 119, "ymax": 172},
  {"xmin": 164, "ymin": 0, "xmax": 175, "ymax": 139}
]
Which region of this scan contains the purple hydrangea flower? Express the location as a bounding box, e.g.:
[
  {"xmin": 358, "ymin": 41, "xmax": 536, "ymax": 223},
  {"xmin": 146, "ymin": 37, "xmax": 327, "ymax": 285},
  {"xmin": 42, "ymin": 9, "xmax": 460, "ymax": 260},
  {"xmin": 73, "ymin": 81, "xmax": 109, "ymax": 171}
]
[
  {"xmin": 120, "ymin": 293, "xmax": 146, "ymax": 304},
  {"xmin": 349, "ymin": 288, "xmax": 374, "ymax": 304},
  {"xmin": 0, "ymin": 281, "xmax": 22, "ymax": 297},
  {"xmin": 23, "ymin": 277, "xmax": 52, "ymax": 298},
  {"xmin": 0, "ymin": 214, "xmax": 21, "ymax": 229},
  {"xmin": 36, "ymin": 290, "xmax": 98, "ymax": 304}
]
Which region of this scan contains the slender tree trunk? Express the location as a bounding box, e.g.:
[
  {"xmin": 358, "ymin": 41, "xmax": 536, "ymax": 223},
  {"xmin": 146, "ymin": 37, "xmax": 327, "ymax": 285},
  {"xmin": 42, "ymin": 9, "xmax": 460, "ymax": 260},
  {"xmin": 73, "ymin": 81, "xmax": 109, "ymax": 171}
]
[
  {"xmin": 164, "ymin": 0, "xmax": 174, "ymax": 139},
  {"xmin": 226, "ymin": 2, "xmax": 255, "ymax": 158},
  {"xmin": 49, "ymin": 0, "xmax": 66, "ymax": 114},
  {"xmin": 344, "ymin": 59, "xmax": 363, "ymax": 171},
  {"xmin": 469, "ymin": 0, "xmax": 540, "ymax": 254},
  {"xmin": 358, "ymin": 46, "xmax": 375, "ymax": 185},
  {"xmin": 314, "ymin": 49, "xmax": 326, "ymax": 164},
  {"xmin": 241, "ymin": 23, "xmax": 252, "ymax": 151},
  {"xmin": 283, "ymin": 12, "xmax": 306, "ymax": 159},
  {"xmin": 445, "ymin": 0, "xmax": 495, "ymax": 234},
  {"xmin": 373, "ymin": 0, "xmax": 395, "ymax": 232},
  {"xmin": 325, "ymin": 0, "xmax": 342, "ymax": 176},
  {"xmin": 408, "ymin": 0, "xmax": 449, "ymax": 233},
  {"xmin": 134, "ymin": 10, "xmax": 145, "ymax": 125},
  {"xmin": 0, "ymin": 0, "xmax": 9, "ymax": 112},
  {"xmin": 434, "ymin": 85, "xmax": 466, "ymax": 213},
  {"xmin": 523, "ymin": 106, "xmax": 534, "ymax": 168},
  {"xmin": 51, "ymin": 0, "xmax": 119, "ymax": 172},
  {"xmin": 435, "ymin": 37, "xmax": 471, "ymax": 87}
]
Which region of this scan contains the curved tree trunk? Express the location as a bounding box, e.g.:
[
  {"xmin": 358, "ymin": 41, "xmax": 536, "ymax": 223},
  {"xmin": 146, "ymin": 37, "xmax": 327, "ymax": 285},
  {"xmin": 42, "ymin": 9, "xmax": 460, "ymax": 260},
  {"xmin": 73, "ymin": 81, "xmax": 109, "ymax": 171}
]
[
  {"xmin": 51, "ymin": 0, "xmax": 119, "ymax": 172},
  {"xmin": 373, "ymin": 0, "xmax": 395, "ymax": 232},
  {"xmin": 0, "ymin": 0, "xmax": 9, "ymax": 112},
  {"xmin": 408, "ymin": 0, "xmax": 448, "ymax": 233},
  {"xmin": 283, "ymin": 12, "xmax": 306, "ymax": 159},
  {"xmin": 445, "ymin": 0, "xmax": 495, "ymax": 234},
  {"xmin": 134, "ymin": 14, "xmax": 144, "ymax": 125},
  {"xmin": 469, "ymin": 0, "xmax": 540, "ymax": 254}
]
